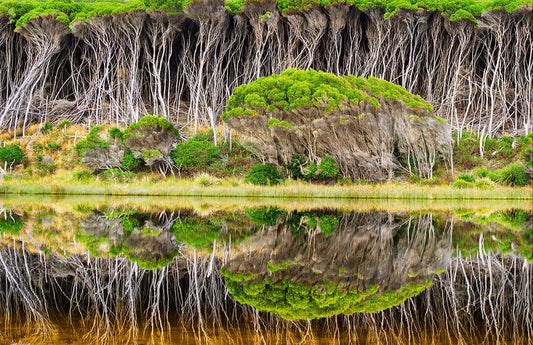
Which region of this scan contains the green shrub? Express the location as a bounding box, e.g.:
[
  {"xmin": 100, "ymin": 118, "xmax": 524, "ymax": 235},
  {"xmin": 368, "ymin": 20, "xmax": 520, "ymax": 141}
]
[
  {"xmin": 57, "ymin": 120, "xmax": 71, "ymax": 128},
  {"xmin": 124, "ymin": 115, "xmax": 179, "ymax": 137},
  {"xmin": 285, "ymin": 154, "xmax": 312, "ymax": 180},
  {"xmin": 457, "ymin": 173, "xmax": 475, "ymax": 183},
  {"xmin": 318, "ymin": 215, "xmax": 340, "ymax": 235},
  {"xmin": 476, "ymin": 167, "xmax": 489, "ymax": 178},
  {"xmin": 222, "ymin": 69, "xmax": 432, "ymax": 121},
  {"xmin": 474, "ymin": 178, "xmax": 495, "ymax": 190},
  {"xmin": 46, "ymin": 142, "xmax": 60, "ymax": 151},
  {"xmin": 245, "ymin": 163, "xmax": 284, "ymax": 186},
  {"xmin": 489, "ymin": 163, "xmax": 529, "ymax": 186},
  {"xmin": 452, "ymin": 179, "xmax": 474, "ymax": 189},
  {"xmin": 36, "ymin": 162, "xmax": 57, "ymax": 176},
  {"xmin": 108, "ymin": 127, "xmax": 124, "ymax": 141},
  {"xmin": 121, "ymin": 151, "xmax": 141, "ymax": 171},
  {"xmin": 170, "ymin": 138, "xmax": 221, "ymax": 171},
  {"xmin": 75, "ymin": 126, "xmax": 110, "ymax": 155},
  {"xmin": 318, "ymin": 156, "xmax": 340, "ymax": 178},
  {"xmin": 42, "ymin": 122, "xmax": 53, "ymax": 133},
  {"xmin": 0, "ymin": 144, "xmax": 24, "ymax": 165}
]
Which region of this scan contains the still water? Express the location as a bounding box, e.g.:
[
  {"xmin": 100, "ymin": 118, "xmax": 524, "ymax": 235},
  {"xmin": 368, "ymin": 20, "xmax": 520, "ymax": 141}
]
[{"xmin": 0, "ymin": 197, "xmax": 531, "ymax": 345}]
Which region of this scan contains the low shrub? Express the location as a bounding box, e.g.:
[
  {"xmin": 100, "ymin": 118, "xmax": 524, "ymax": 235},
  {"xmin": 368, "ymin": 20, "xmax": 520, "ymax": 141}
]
[
  {"xmin": 75, "ymin": 126, "xmax": 109, "ymax": 155},
  {"xmin": 42, "ymin": 123, "xmax": 53, "ymax": 133},
  {"xmin": 171, "ymin": 136, "xmax": 221, "ymax": 172},
  {"xmin": 0, "ymin": 218, "xmax": 24, "ymax": 235},
  {"xmin": 476, "ymin": 167, "xmax": 489, "ymax": 178},
  {"xmin": 36, "ymin": 162, "xmax": 57, "ymax": 176},
  {"xmin": 57, "ymin": 120, "xmax": 71, "ymax": 128},
  {"xmin": 245, "ymin": 207, "xmax": 285, "ymax": 226},
  {"xmin": 108, "ymin": 127, "xmax": 124, "ymax": 141},
  {"xmin": 0, "ymin": 144, "xmax": 24, "ymax": 165},
  {"xmin": 245, "ymin": 163, "xmax": 284, "ymax": 186},
  {"xmin": 474, "ymin": 178, "xmax": 495, "ymax": 190},
  {"xmin": 452, "ymin": 179, "xmax": 474, "ymax": 189},
  {"xmin": 489, "ymin": 163, "xmax": 529, "ymax": 186},
  {"xmin": 457, "ymin": 173, "xmax": 475, "ymax": 183}
]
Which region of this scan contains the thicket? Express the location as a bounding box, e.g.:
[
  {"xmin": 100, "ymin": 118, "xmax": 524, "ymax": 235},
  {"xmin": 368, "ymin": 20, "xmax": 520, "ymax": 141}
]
[{"xmin": 0, "ymin": 0, "xmax": 530, "ymax": 149}]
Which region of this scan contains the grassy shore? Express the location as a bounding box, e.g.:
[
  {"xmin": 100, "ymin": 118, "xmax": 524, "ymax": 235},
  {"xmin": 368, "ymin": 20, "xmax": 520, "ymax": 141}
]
[{"xmin": 1, "ymin": 170, "xmax": 530, "ymax": 200}]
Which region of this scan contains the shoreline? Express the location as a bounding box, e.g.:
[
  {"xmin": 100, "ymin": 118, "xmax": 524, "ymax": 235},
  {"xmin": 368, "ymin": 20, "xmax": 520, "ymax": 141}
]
[{"xmin": 2, "ymin": 179, "xmax": 531, "ymax": 200}]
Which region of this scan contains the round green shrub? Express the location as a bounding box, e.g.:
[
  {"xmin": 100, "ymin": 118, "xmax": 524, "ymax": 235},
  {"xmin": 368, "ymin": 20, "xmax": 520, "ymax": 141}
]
[
  {"xmin": 170, "ymin": 137, "xmax": 221, "ymax": 171},
  {"xmin": 0, "ymin": 144, "xmax": 24, "ymax": 165},
  {"xmin": 452, "ymin": 179, "xmax": 474, "ymax": 189},
  {"xmin": 457, "ymin": 173, "xmax": 475, "ymax": 183},
  {"xmin": 245, "ymin": 163, "xmax": 284, "ymax": 186},
  {"xmin": 489, "ymin": 163, "xmax": 529, "ymax": 186}
]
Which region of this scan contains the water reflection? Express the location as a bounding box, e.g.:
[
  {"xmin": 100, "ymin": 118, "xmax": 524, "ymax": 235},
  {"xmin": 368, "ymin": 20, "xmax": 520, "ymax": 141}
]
[
  {"xmin": 223, "ymin": 211, "xmax": 450, "ymax": 319},
  {"xmin": 0, "ymin": 202, "xmax": 531, "ymax": 344}
]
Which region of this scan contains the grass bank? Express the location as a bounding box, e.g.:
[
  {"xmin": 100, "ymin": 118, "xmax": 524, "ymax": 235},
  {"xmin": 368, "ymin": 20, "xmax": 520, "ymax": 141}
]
[{"xmin": 1, "ymin": 170, "xmax": 530, "ymax": 200}]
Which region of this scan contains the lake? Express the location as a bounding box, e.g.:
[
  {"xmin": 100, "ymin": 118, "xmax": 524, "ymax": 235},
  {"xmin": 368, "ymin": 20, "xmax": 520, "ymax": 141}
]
[{"xmin": 0, "ymin": 196, "xmax": 531, "ymax": 345}]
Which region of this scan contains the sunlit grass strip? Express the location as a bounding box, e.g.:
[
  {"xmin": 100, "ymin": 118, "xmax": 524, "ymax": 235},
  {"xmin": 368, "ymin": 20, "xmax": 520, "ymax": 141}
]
[
  {"xmin": 2, "ymin": 195, "xmax": 531, "ymax": 214},
  {"xmin": 1, "ymin": 176, "xmax": 530, "ymax": 200}
]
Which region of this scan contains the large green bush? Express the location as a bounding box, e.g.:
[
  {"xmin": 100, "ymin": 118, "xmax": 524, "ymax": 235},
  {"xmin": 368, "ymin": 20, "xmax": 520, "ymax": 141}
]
[
  {"xmin": 0, "ymin": 144, "xmax": 24, "ymax": 165},
  {"xmin": 222, "ymin": 69, "xmax": 432, "ymax": 121},
  {"xmin": 245, "ymin": 163, "xmax": 284, "ymax": 186}
]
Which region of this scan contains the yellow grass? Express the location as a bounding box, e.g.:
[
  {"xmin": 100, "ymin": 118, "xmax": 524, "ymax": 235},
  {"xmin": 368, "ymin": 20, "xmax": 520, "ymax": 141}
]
[{"xmin": 1, "ymin": 169, "xmax": 531, "ymax": 200}]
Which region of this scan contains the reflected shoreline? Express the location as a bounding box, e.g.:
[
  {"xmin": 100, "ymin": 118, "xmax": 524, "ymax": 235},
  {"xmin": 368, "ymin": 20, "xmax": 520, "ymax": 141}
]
[{"xmin": 0, "ymin": 203, "xmax": 531, "ymax": 344}]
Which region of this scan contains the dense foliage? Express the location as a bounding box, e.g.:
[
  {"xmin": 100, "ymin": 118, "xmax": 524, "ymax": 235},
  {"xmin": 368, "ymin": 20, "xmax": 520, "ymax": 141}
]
[
  {"xmin": 223, "ymin": 69, "xmax": 432, "ymax": 120},
  {"xmin": 0, "ymin": 0, "xmax": 528, "ymax": 30},
  {"xmin": 170, "ymin": 134, "xmax": 221, "ymax": 172},
  {"xmin": 245, "ymin": 163, "xmax": 284, "ymax": 185}
]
